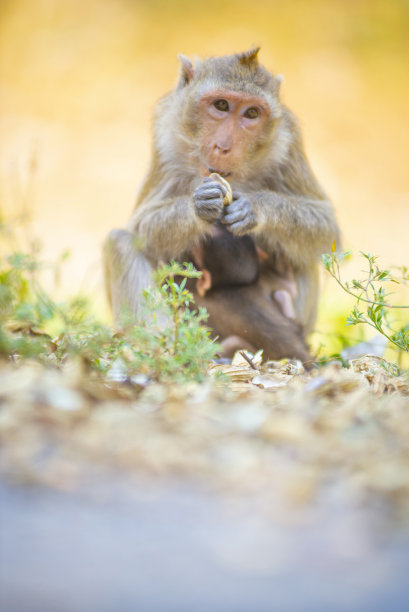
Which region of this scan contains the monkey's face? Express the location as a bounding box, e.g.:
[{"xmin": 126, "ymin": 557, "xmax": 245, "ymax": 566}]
[{"xmin": 198, "ymin": 90, "xmax": 271, "ymax": 180}]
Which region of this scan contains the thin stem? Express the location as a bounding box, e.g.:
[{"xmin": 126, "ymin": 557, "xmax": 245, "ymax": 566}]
[{"xmin": 328, "ymin": 267, "xmax": 409, "ymax": 309}]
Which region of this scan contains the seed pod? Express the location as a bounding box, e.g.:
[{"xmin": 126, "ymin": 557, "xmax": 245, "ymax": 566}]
[{"xmin": 209, "ymin": 172, "xmax": 233, "ymax": 206}]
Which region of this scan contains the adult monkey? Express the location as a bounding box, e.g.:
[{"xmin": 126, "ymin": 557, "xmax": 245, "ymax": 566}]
[{"xmin": 104, "ymin": 48, "xmax": 340, "ymax": 358}]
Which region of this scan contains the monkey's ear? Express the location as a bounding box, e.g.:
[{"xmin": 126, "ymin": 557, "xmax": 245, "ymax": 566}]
[
  {"xmin": 237, "ymin": 46, "xmax": 260, "ymax": 67},
  {"xmin": 177, "ymin": 54, "xmax": 194, "ymax": 87},
  {"xmin": 275, "ymin": 74, "xmax": 283, "ymax": 92}
]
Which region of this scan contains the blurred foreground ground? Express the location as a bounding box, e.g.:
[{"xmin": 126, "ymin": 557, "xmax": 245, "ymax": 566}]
[
  {"xmin": 1, "ymin": 354, "xmax": 409, "ymax": 610},
  {"xmin": 1, "ymin": 476, "xmax": 409, "ymax": 612}
]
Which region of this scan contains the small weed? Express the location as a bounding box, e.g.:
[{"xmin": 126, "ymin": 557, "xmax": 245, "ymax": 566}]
[
  {"xmin": 0, "ymin": 214, "xmax": 218, "ymax": 381},
  {"xmin": 322, "ymin": 251, "xmax": 409, "ymax": 364}
]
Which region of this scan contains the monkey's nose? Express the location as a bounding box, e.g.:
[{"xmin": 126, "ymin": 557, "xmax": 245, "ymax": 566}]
[{"xmin": 214, "ymin": 144, "xmax": 231, "ymax": 155}]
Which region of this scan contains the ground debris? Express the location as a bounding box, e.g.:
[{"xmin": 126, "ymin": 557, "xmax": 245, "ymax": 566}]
[
  {"xmin": 350, "ymin": 355, "xmax": 409, "ymax": 395},
  {"xmin": 0, "ymin": 354, "xmax": 408, "ymax": 519}
]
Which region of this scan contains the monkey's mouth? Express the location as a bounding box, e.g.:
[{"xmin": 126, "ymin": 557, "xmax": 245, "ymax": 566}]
[{"xmin": 207, "ymin": 167, "xmax": 232, "ymax": 179}]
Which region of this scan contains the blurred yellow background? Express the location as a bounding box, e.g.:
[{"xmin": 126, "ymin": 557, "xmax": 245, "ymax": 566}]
[{"xmin": 1, "ymin": 0, "xmax": 408, "ymax": 342}]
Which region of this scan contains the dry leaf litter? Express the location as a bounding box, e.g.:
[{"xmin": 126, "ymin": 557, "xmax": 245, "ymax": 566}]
[{"xmin": 0, "ymin": 352, "xmax": 408, "ymax": 519}]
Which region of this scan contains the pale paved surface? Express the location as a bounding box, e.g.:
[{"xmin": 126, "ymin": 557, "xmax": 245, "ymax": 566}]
[{"xmin": 1, "ymin": 477, "xmax": 409, "ymax": 612}]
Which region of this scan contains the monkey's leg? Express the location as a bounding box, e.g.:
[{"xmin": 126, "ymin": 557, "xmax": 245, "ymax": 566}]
[
  {"xmin": 103, "ymin": 229, "xmax": 153, "ymax": 325},
  {"xmin": 196, "ymin": 286, "xmax": 312, "ymax": 365}
]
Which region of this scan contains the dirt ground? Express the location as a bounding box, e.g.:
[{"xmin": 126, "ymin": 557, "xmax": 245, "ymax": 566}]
[{"xmin": 1, "ymin": 353, "xmax": 409, "ymax": 610}]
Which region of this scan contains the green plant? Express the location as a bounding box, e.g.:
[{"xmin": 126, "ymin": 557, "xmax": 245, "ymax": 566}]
[
  {"xmin": 150, "ymin": 261, "xmax": 219, "ymax": 373},
  {"xmin": 322, "ymin": 251, "xmax": 409, "ymax": 361},
  {"xmin": 103, "ymin": 261, "xmax": 220, "ymax": 382},
  {"xmin": 0, "ymin": 218, "xmax": 219, "ymax": 381}
]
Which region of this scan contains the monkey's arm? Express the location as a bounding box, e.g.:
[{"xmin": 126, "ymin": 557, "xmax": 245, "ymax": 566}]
[
  {"xmin": 127, "ymin": 175, "xmax": 226, "ymax": 261},
  {"xmin": 253, "ymin": 190, "xmax": 339, "ymax": 268},
  {"xmin": 127, "ymin": 198, "xmax": 202, "ymax": 261},
  {"xmin": 224, "ymin": 155, "xmax": 340, "ymax": 268}
]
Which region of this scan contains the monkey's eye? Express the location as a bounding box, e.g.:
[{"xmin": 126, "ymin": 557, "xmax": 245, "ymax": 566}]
[
  {"xmin": 213, "ymin": 99, "xmax": 229, "ymax": 112},
  {"xmin": 244, "ymin": 107, "xmax": 259, "ymax": 119}
]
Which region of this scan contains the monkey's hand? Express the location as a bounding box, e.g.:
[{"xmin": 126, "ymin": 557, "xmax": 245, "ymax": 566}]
[
  {"xmin": 221, "ymin": 192, "xmax": 257, "ymax": 235},
  {"xmin": 193, "ymin": 177, "xmax": 227, "ymax": 223}
]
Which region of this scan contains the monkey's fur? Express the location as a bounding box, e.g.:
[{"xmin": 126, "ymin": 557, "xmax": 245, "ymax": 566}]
[
  {"xmin": 193, "ymin": 222, "xmax": 260, "ymax": 289},
  {"xmin": 104, "ymin": 48, "xmax": 340, "ymax": 361},
  {"xmin": 193, "ymin": 282, "xmax": 310, "ymax": 363},
  {"xmin": 185, "ymin": 224, "xmax": 310, "ymax": 363}
]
